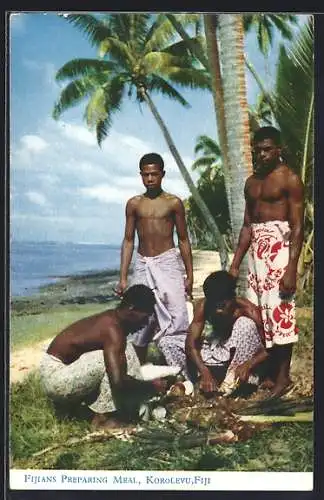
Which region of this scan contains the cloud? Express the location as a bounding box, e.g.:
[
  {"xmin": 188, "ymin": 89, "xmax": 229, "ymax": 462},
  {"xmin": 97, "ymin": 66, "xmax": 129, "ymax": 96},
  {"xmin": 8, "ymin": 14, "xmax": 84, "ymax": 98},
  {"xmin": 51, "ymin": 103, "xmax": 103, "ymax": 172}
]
[
  {"xmin": 25, "ymin": 191, "xmax": 48, "ymax": 206},
  {"xmin": 58, "ymin": 122, "xmax": 97, "ymax": 146},
  {"xmin": 11, "ymin": 117, "xmax": 197, "ymax": 242},
  {"xmin": 21, "ymin": 135, "xmax": 48, "ymax": 152},
  {"xmin": 79, "ymin": 184, "xmax": 137, "ymax": 204}
]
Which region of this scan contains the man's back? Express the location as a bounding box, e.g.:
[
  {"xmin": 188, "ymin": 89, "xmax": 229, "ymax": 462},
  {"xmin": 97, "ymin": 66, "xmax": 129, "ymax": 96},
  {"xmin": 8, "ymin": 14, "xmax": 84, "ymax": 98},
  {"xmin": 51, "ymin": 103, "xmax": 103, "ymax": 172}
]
[{"xmin": 47, "ymin": 310, "xmax": 120, "ymax": 364}]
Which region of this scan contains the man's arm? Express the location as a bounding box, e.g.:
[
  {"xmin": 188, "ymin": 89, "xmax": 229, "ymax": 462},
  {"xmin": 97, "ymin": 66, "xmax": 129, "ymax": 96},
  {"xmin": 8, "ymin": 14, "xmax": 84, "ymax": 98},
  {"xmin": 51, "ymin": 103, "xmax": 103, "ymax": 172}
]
[
  {"xmin": 174, "ymin": 197, "xmax": 193, "ymax": 297},
  {"xmin": 280, "ymin": 170, "xmax": 304, "ymax": 295},
  {"xmin": 185, "ymin": 300, "xmax": 218, "ymax": 393},
  {"xmin": 103, "ymin": 335, "xmax": 164, "ymax": 421},
  {"xmin": 229, "ymin": 182, "xmax": 252, "ymax": 277},
  {"xmin": 236, "ymin": 297, "xmax": 265, "ymax": 344},
  {"xmin": 116, "ymin": 198, "xmax": 136, "ymax": 295}
]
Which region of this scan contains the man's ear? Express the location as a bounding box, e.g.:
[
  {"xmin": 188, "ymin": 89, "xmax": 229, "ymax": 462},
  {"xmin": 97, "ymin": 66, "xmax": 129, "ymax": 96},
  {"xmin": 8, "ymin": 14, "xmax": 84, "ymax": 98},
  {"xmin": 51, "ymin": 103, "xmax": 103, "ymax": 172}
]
[{"xmin": 161, "ymin": 170, "xmax": 165, "ymax": 178}]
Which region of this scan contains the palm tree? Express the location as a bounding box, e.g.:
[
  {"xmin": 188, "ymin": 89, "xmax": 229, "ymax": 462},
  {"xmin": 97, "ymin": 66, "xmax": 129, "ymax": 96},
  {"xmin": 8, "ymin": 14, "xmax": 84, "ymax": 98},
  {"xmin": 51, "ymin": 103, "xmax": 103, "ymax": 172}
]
[
  {"xmin": 192, "ymin": 134, "xmax": 221, "ymax": 173},
  {"xmin": 217, "ymin": 14, "xmax": 254, "ymax": 293},
  {"xmin": 53, "ymin": 13, "xmax": 228, "ymax": 268},
  {"xmin": 186, "ymin": 135, "xmax": 231, "ymax": 249},
  {"xmin": 243, "ymin": 14, "xmax": 299, "ymax": 57},
  {"xmin": 243, "ymin": 14, "xmax": 299, "ymax": 115},
  {"xmin": 273, "ymin": 17, "xmax": 314, "ymax": 296}
]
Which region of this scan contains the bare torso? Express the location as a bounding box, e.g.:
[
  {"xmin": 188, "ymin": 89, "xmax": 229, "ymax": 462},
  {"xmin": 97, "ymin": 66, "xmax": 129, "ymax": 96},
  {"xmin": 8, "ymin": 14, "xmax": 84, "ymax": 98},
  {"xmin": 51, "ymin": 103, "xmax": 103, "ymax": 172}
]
[
  {"xmin": 246, "ymin": 164, "xmax": 292, "ymax": 222},
  {"xmin": 131, "ymin": 192, "xmax": 179, "ymax": 256},
  {"xmin": 47, "ymin": 310, "xmax": 125, "ymax": 364}
]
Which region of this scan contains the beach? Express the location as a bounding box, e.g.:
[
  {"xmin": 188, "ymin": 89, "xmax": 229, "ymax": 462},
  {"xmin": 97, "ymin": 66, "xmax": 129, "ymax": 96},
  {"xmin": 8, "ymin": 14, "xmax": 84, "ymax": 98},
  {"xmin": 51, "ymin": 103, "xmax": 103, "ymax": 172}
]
[{"xmin": 10, "ymin": 249, "xmax": 223, "ymax": 384}]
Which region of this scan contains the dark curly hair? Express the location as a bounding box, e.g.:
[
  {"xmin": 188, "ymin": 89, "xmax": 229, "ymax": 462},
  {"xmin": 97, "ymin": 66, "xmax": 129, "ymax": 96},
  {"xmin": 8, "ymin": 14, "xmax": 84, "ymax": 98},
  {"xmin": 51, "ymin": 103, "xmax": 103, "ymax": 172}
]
[
  {"xmin": 120, "ymin": 284, "xmax": 155, "ymax": 314},
  {"xmin": 139, "ymin": 153, "xmax": 164, "ymax": 171},
  {"xmin": 203, "ymin": 271, "xmax": 237, "ymax": 303}
]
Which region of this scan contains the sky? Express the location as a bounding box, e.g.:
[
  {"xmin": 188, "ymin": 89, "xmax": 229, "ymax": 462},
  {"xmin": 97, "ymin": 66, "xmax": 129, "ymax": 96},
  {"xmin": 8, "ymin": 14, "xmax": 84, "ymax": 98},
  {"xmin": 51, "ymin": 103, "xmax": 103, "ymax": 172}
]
[{"xmin": 9, "ymin": 12, "xmax": 309, "ymax": 244}]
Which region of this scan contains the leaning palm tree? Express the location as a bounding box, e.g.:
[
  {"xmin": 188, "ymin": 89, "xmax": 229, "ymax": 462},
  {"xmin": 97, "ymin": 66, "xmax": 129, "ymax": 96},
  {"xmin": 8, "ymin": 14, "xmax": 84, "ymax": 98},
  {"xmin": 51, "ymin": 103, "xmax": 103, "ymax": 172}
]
[{"xmin": 52, "ymin": 13, "xmax": 228, "ymax": 268}]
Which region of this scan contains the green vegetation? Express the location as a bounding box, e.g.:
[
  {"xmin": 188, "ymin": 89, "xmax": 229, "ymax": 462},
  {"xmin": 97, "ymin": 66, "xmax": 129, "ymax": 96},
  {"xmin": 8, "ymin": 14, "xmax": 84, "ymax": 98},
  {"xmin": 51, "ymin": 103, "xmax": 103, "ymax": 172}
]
[
  {"xmin": 9, "ymin": 305, "xmax": 313, "ymax": 471},
  {"xmin": 10, "ymin": 304, "xmax": 110, "ymax": 349},
  {"xmin": 10, "ymin": 371, "xmax": 313, "ymax": 471}
]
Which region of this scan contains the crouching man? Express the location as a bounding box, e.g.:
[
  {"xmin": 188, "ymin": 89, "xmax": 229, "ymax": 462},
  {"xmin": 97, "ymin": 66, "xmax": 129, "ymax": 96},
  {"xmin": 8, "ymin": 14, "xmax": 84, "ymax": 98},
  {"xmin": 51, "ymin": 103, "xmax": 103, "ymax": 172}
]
[
  {"xmin": 186, "ymin": 271, "xmax": 268, "ymax": 396},
  {"xmin": 39, "ymin": 285, "xmax": 167, "ymax": 428}
]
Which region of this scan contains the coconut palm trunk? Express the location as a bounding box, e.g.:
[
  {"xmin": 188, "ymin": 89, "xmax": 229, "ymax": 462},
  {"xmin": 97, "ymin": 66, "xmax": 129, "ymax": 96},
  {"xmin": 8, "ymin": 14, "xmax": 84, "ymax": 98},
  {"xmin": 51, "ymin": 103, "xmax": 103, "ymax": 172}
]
[
  {"xmin": 217, "ymin": 14, "xmax": 254, "ymax": 293},
  {"xmin": 203, "ymin": 14, "xmax": 233, "ymax": 230},
  {"xmin": 140, "ymin": 85, "xmax": 228, "ymax": 270}
]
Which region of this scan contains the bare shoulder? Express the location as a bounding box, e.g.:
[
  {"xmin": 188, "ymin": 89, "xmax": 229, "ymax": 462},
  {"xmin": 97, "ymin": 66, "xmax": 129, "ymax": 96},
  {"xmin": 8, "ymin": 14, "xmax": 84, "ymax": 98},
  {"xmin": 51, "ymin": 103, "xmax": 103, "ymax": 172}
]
[
  {"xmin": 127, "ymin": 195, "xmax": 143, "ymax": 206},
  {"xmin": 126, "ymin": 195, "xmax": 143, "ymax": 212},
  {"xmin": 277, "ymin": 165, "xmax": 304, "ymax": 191},
  {"xmin": 236, "ymin": 296, "xmax": 256, "ymax": 312},
  {"xmin": 193, "ymin": 298, "xmax": 205, "ymax": 319},
  {"xmin": 163, "ymin": 192, "xmax": 184, "ymax": 209},
  {"xmin": 244, "ymin": 174, "xmax": 255, "ymax": 190}
]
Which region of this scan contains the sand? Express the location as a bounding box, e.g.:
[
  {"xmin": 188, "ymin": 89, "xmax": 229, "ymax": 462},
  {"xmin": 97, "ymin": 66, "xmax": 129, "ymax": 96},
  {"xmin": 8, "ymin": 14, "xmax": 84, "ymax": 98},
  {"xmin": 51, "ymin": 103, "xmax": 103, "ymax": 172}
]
[{"xmin": 10, "ymin": 249, "xmax": 223, "ymax": 385}]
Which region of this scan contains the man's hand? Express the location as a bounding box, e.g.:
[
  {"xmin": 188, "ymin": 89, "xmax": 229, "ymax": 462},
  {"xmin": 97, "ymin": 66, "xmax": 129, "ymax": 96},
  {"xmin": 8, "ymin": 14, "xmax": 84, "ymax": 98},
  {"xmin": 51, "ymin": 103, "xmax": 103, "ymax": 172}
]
[
  {"xmin": 229, "ymin": 265, "xmax": 240, "ymax": 279},
  {"xmin": 151, "ymin": 378, "xmax": 168, "ymax": 394},
  {"xmin": 235, "ymin": 360, "xmax": 252, "ymax": 383},
  {"xmin": 199, "ymin": 371, "xmax": 219, "ymax": 394},
  {"xmin": 279, "ymin": 267, "xmax": 297, "ymax": 297},
  {"xmin": 184, "ymin": 277, "xmax": 193, "ymax": 299},
  {"xmin": 115, "ymin": 279, "xmax": 127, "ymax": 296}
]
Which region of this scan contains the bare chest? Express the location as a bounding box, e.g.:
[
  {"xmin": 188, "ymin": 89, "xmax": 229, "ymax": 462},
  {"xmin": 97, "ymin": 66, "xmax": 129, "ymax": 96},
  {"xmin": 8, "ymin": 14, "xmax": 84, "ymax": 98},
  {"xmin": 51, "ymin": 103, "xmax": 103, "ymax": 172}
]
[
  {"xmin": 247, "ymin": 174, "xmax": 286, "ymax": 203},
  {"xmin": 136, "ymin": 198, "xmax": 174, "ymax": 219}
]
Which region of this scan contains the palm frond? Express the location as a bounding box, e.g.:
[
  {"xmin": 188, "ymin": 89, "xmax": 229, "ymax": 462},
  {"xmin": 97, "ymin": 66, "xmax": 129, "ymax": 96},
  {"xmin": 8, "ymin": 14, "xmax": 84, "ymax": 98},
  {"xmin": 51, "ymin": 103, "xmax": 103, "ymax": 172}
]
[
  {"xmin": 194, "ymin": 135, "xmax": 221, "ymax": 156},
  {"xmin": 99, "ymin": 37, "xmax": 135, "ymax": 68},
  {"xmin": 96, "ymin": 116, "xmax": 113, "ymax": 147},
  {"xmin": 55, "ymin": 58, "xmax": 117, "ymax": 82},
  {"xmin": 274, "ymin": 19, "xmax": 314, "ymax": 174},
  {"xmin": 148, "ymin": 75, "xmax": 189, "ymax": 107},
  {"xmin": 164, "ymin": 36, "xmax": 206, "ymax": 65},
  {"xmin": 270, "ymin": 15, "xmax": 294, "ymax": 40},
  {"xmin": 143, "ymin": 51, "xmax": 191, "ymax": 74},
  {"xmin": 165, "ymin": 67, "xmax": 211, "ymax": 90},
  {"xmin": 64, "ymin": 14, "xmax": 111, "ymax": 48},
  {"xmin": 85, "ymin": 74, "xmax": 125, "ymax": 132},
  {"xmin": 192, "ymin": 156, "xmax": 217, "ymax": 170},
  {"xmin": 144, "ymin": 14, "xmax": 177, "ymax": 53},
  {"xmin": 84, "ymin": 87, "xmax": 109, "ymax": 128},
  {"xmin": 52, "ymin": 78, "xmax": 97, "ymax": 119}
]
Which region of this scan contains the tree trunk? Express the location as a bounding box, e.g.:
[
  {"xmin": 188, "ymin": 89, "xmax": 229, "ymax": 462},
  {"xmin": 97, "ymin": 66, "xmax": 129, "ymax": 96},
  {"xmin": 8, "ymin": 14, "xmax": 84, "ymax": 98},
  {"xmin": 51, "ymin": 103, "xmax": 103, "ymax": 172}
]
[
  {"xmin": 217, "ymin": 14, "xmax": 254, "ymax": 293},
  {"xmin": 203, "ymin": 14, "xmax": 233, "ymax": 233},
  {"xmin": 140, "ymin": 86, "xmax": 228, "ymax": 270}
]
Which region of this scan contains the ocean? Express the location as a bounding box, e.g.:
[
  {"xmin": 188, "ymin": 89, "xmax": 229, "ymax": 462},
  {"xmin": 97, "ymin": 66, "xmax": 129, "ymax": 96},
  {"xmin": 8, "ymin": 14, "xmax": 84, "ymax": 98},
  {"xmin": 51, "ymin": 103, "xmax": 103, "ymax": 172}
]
[{"xmin": 10, "ymin": 241, "xmax": 122, "ymax": 298}]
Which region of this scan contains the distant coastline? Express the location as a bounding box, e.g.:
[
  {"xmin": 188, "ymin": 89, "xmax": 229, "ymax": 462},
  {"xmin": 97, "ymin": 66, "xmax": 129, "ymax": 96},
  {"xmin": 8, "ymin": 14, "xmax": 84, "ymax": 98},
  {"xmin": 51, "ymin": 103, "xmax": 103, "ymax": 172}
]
[{"xmin": 10, "ymin": 240, "xmax": 122, "ymax": 298}]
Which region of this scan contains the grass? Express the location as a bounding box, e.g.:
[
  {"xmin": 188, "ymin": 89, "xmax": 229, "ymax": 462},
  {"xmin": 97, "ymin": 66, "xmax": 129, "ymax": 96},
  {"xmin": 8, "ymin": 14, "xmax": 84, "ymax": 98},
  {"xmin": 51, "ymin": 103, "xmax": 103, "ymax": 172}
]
[
  {"xmin": 10, "ymin": 373, "xmax": 313, "ymax": 471},
  {"xmin": 9, "ymin": 304, "xmax": 314, "ymax": 472},
  {"xmin": 10, "ymin": 303, "xmax": 116, "ymax": 350}
]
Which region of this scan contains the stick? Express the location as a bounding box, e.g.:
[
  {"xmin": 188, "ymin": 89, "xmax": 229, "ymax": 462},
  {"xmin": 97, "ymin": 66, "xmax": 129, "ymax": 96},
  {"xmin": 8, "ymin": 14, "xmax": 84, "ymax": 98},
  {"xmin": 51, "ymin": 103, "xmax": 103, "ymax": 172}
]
[{"xmin": 32, "ymin": 428, "xmax": 136, "ymax": 458}]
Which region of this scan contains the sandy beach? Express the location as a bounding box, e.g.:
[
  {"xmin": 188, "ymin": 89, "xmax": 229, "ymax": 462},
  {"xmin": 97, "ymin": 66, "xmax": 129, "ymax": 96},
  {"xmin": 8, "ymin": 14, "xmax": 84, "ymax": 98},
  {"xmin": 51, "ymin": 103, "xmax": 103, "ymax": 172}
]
[{"xmin": 10, "ymin": 249, "xmax": 223, "ymax": 384}]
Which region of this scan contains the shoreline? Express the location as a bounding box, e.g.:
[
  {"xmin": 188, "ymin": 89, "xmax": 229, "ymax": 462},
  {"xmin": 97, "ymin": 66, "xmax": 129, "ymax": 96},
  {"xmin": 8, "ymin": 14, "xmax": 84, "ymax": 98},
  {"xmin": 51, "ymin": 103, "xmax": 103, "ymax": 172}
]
[
  {"xmin": 11, "ymin": 249, "xmax": 226, "ymax": 315},
  {"xmin": 9, "ymin": 250, "xmax": 223, "ymax": 384}
]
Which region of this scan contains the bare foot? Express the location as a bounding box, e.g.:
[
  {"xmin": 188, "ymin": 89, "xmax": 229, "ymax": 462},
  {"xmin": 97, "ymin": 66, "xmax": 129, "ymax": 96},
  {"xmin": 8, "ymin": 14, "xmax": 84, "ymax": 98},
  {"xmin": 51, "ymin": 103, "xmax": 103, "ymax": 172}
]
[{"xmin": 269, "ymin": 379, "xmax": 294, "ymax": 399}]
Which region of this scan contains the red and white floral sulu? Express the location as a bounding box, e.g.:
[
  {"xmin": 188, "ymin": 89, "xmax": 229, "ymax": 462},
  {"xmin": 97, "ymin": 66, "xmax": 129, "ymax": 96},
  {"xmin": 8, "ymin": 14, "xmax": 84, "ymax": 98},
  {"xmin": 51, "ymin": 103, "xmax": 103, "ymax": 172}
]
[{"xmin": 247, "ymin": 220, "xmax": 298, "ymax": 349}]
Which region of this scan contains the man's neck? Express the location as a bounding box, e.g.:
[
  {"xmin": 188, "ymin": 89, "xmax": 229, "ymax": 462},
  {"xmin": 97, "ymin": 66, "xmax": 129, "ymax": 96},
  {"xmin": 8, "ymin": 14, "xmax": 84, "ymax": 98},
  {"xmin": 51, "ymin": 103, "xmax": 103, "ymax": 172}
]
[
  {"xmin": 254, "ymin": 162, "xmax": 280, "ymax": 179},
  {"xmin": 144, "ymin": 188, "xmax": 163, "ymax": 199}
]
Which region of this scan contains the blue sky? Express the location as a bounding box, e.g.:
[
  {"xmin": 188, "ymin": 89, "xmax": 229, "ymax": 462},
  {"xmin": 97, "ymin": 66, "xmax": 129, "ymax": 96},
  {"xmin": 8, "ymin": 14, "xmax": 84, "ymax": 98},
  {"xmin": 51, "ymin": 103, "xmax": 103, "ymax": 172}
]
[{"xmin": 9, "ymin": 12, "xmax": 309, "ymax": 244}]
